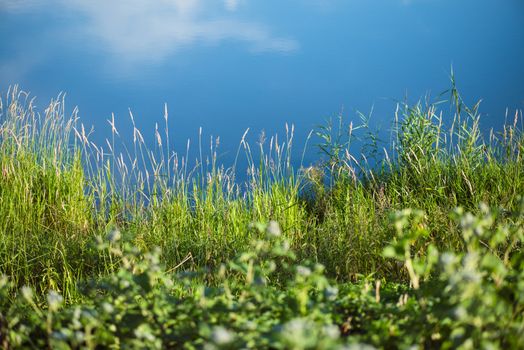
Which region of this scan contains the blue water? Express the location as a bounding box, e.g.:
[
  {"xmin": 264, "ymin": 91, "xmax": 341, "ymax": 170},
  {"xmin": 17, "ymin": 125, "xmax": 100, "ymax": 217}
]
[{"xmin": 1, "ymin": 0, "xmax": 523, "ymax": 168}]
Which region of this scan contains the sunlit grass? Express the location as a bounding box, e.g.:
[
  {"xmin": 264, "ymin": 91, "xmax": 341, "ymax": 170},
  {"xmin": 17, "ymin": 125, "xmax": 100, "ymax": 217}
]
[{"xmin": 0, "ymin": 83, "xmax": 522, "ymax": 301}]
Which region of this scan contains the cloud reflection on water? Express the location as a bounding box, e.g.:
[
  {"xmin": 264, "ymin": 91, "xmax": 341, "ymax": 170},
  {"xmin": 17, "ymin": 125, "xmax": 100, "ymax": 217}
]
[{"xmin": 1, "ymin": 0, "xmax": 298, "ymax": 65}]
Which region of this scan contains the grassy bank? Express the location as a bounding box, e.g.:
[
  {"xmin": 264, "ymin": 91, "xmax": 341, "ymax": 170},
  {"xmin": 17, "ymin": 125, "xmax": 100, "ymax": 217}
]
[{"xmin": 0, "ymin": 85, "xmax": 523, "ymax": 348}]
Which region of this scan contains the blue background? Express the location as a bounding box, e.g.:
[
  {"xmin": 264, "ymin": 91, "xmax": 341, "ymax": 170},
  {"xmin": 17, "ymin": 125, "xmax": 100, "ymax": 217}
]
[{"xmin": 1, "ymin": 0, "xmax": 523, "ymax": 167}]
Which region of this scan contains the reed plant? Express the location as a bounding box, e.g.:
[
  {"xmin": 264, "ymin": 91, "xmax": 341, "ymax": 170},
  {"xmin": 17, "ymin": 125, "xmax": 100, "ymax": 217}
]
[{"xmin": 0, "ymin": 83, "xmax": 522, "ymax": 302}]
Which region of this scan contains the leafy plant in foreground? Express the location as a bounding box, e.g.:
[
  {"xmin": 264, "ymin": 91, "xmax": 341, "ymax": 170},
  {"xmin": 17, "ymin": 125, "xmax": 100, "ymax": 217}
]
[
  {"xmin": 0, "ymin": 222, "xmax": 346, "ymax": 349},
  {"xmin": 1, "ymin": 203, "xmax": 523, "ymax": 349},
  {"xmin": 381, "ymin": 201, "xmax": 524, "ymax": 349}
]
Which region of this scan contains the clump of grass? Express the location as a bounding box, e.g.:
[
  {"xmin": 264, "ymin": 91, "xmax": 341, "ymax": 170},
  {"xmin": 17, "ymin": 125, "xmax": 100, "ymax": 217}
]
[
  {"xmin": 0, "ymin": 88, "xmax": 92, "ymax": 299},
  {"xmin": 309, "ymin": 81, "xmax": 523, "ymax": 278},
  {"xmin": 0, "ymin": 82, "xmax": 522, "ymax": 300},
  {"xmin": 0, "ymin": 86, "xmax": 310, "ymax": 300}
]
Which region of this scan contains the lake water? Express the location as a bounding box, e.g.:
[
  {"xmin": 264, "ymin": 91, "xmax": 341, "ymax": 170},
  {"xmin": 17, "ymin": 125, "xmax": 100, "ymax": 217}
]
[{"xmin": 1, "ymin": 0, "xmax": 523, "ymax": 169}]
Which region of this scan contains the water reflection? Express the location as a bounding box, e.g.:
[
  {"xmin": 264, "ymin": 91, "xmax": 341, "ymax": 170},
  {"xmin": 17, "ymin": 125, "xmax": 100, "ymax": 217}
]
[
  {"xmin": 1, "ymin": 0, "xmax": 523, "ymax": 163},
  {"xmin": 1, "ymin": 0, "xmax": 298, "ymax": 64}
]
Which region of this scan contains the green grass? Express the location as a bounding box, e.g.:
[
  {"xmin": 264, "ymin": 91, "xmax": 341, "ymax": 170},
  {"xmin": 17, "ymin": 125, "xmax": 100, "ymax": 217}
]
[
  {"xmin": 0, "ymin": 83, "xmax": 523, "ymax": 348},
  {"xmin": 0, "ymin": 84, "xmax": 522, "ymax": 298}
]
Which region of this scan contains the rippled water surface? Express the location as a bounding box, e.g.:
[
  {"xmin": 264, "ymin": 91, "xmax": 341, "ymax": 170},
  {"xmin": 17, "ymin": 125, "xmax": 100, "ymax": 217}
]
[{"xmin": 1, "ymin": 0, "xmax": 523, "ymax": 165}]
